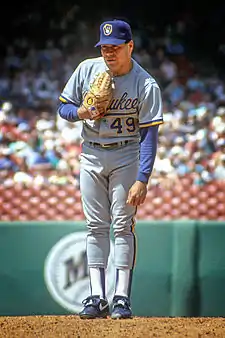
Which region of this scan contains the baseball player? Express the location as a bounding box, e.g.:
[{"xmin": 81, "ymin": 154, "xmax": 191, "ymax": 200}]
[{"xmin": 58, "ymin": 19, "xmax": 163, "ymax": 319}]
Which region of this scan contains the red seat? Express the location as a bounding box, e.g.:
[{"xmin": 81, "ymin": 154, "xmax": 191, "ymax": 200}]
[
  {"xmin": 217, "ymin": 203, "xmax": 225, "ymax": 216},
  {"xmin": 48, "ymin": 197, "xmax": 58, "ymax": 205},
  {"xmin": 20, "ymin": 203, "xmax": 32, "ymax": 213},
  {"xmin": 179, "ymin": 191, "xmax": 191, "ymax": 203},
  {"xmin": 74, "ymin": 214, "xmax": 84, "ymax": 221},
  {"xmin": 152, "ymin": 208, "xmax": 164, "ymax": 219},
  {"xmin": 2, "ymin": 189, "xmax": 14, "ymax": 201},
  {"xmin": 56, "ymin": 203, "xmax": 67, "ymax": 212},
  {"xmin": 28, "ymin": 209, "xmax": 40, "ymax": 220},
  {"xmin": 11, "ymin": 198, "xmax": 21, "ymax": 207},
  {"xmin": 198, "ymin": 190, "xmax": 209, "ymax": 202},
  {"xmin": 45, "ymin": 208, "xmax": 58, "ymax": 219},
  {"xmin": 65, "ymin": 185, "xmax": 77, "ymax": 197},
  {"xmin": 46, "ymin": 185, "xmax": 60, "ymax": 195},
  {"xmin": 198, "ymin": 203, "xmax": 208, "ymax": 215},
  {"xmin": 189, "ymin": 197, "xmax": 199, "ymax": 207},
  {"xmin": 136, "ymin": 208, "xmax": 147, "ymax": 219},
  {"xmin": 189, "ymin": 184, "xmax": 200, "ymax": 196},
  {"xmin": 217, "ymin": 191, "xmax": 225, "ymax": 203},
  {"xmin": 2, "ymin": 203, "xmax": 11, "ymax": 213},
  {"xmin": 188, "ymin": 208, "xmax": 200, "ymax": 219},
  {"xmin": 57, "ymin": 189, "xmax": 67, "ymax": 198},
  {"xmin": 205, "ymin": 183, "xmax": 218, "ymax": 197},
  {"xmin": 64, "ymin": 208, "xmax": 76, "ymax": 219},
  {"xmin": 53, "ymin": 214, "xmax": 67, "ymax": 221},
  {"xmin": 18, "ymin": 214, "xmax": 29, "ymax": 221},
  {"xmin": 1, "ymin": 214, "xmax": 12, "ymax": 221},
  {"xmin": 171, "ymin": 197, "xmax": 181, "ymax": 207},
  {"xmin": 36, "ymin": 214, "xmax": 48, "ymax": 221},
  {"xmin": 162, "ymin": 203, "xmax": 172, "ymax": 214},
  {"xmin": 74, "ymin": 189, "xmax": 82, "ymax": 200},
  {"xmin": 207, "ymin": 209, "xmax": 218, "ymax": 220},
  {"xmin": 13, "ymin": 184, "xmax": 23, "ymax": 194},
  {"xmin": 10, "ymin": 209, "xmax": 21, "ymax": 221},
  {"xmin": 162, "ymin": 190, "xmax": 173, "ymax": 203},
  {"xmin": 170, "ymin": 208, "xmax": 182, "ymax": 219},
  {"xmin": 207, "ymin": 197, "xmax": 217, "ymax": 208},
  {"xmin": 64, "ymin": 197, "xmax": 76, "ymax": 205},
  {"xmin": 179, "ymin": 203, "xmax": 190, "ymax": 214},
  {"xmin": 20, "ymin": 189, "xmax": 32, "ymax": 200},
  {"xmin": 39, "ymin": 189, "xmax": 50, "ymax": 199},
  {"xmin": 29, "ymin": 197, "xmax": 41, "ymax": 206}
]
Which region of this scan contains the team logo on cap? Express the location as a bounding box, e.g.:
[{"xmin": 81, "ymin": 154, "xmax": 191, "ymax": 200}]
[{"xmin": 103, "ymin": 24, "xmax": 112, "ymax": 36}]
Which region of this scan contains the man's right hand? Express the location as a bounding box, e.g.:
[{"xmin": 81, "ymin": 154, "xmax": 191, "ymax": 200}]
[
  {"xmin": 77, "ymin": 105, "xmax": 93, "ymax": 120},
  {"xmin": 78, "ymin": 104, "xmax": 107, "ymax": 120}
]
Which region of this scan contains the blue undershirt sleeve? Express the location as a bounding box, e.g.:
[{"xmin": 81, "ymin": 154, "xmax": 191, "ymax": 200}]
[
  {"xmin": 137, "ymin": 125, "xmax": 159, "ymax": 183},
  {"xmin": 58, "ymin": 102, "xmax": 81, "ymax": 122}
]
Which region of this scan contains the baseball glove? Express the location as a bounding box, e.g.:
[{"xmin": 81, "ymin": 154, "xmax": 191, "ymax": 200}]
[{"xmin": 82, "ymin": 71, "xmax": 113, "ymax": 120}]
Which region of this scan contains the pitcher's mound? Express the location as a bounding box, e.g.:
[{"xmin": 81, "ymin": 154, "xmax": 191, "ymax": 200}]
[{"xmin": 0, "ymin": 316, "xmax": 225, "ymax": 337}]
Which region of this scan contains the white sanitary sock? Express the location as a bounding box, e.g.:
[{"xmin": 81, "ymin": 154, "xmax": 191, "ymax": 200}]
[
  {"xmin": 89, "ymin": 267, "xmax": 105, "ymax": 299},
  {"xmin": 115, "ymin": 268, "xmax": 131, "ymax": 297}
]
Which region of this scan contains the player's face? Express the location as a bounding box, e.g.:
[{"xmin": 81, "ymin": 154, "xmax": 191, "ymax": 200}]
[{"xmin": 101, "ymin": 41, "xmax": 134, "ymax": 76}]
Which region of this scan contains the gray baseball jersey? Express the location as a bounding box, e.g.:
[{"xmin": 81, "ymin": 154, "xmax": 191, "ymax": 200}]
[{"xmin": 59, "ymin": 56, "xmax": 163, "ymax": 143}]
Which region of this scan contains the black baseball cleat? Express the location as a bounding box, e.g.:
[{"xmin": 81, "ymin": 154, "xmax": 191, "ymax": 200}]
[
  {"xmin": 79, "ymin": 295, "xmax": 109, "ymax": 319},
  {"xmin": 111, "ymin": 295, "xmax": 133, "ymax": 319}
]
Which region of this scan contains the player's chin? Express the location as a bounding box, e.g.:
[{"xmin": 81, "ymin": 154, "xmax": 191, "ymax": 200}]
[{"xmin": 105, "ymin": 60, "xmax": 117, "ymax": 68}]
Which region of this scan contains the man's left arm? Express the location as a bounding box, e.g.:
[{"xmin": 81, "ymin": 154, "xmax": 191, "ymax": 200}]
[
  {"xmin": 126, "ymin": 79, "xmax": 163, "ymax": 206},
  {"xmin": 137, "ymin": 125, "xmax": 159, "ymax": 183},
  {"xmin": 126, "ymin": 125, "xmax": 159, "ymax": 206}
]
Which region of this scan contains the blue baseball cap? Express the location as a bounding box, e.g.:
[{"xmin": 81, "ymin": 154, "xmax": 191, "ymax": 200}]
[{"xmin": 95, "ymin": 20, "xmax": 132, "ymax": 47}]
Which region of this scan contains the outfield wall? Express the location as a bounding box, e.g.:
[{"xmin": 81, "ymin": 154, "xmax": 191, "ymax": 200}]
[{"xmin": 0, "ymin": 220, "xmax": 225, "ymax": 317}]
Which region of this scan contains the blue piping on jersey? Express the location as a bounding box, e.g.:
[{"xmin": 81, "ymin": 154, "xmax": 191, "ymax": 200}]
[{"xmin": 137, "ymin": 125, "xmax": 159, "ymax": 183}]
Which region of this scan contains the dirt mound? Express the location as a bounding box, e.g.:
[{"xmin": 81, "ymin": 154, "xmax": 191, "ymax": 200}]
[{"xmin": 0, "ymin": 316, "xmax": 225, "ymax": 337}]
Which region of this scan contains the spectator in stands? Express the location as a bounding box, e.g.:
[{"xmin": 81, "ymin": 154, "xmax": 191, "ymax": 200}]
[
  {"xmin": 214, "ymin": 154, "xmax": 225, "ymax": 180},
  {"xmin": 163, "ymin": 76, "xmax": 185, "ymax": 106},
  {"xmin": 0, "ymin": 148, "xmax": 18, "ymax": 171},
  {"xmin": 159, "ymin": 56, "xmax": 178, "ymax": 87},
  {"xmin": 186, "ymin": 71, "xmax": 205, "ymax": 93}
]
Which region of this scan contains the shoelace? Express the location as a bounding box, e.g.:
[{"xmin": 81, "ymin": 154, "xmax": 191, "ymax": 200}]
[
  {"xmin": 82, "ymin": 296, "xmax": 99, "ymax": 306},
  {"xmin": 114, "ymin": 298, "xmax": 130, "ymax": 309}
]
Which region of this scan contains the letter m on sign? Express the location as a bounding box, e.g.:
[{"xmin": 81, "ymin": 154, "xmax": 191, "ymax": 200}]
[{"xmin": 63, "ymin": 251, "xmax": 88, "ymax": 290}]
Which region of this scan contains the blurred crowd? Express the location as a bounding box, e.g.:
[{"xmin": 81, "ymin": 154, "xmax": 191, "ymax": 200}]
[{"xmin": 0, "ymin": 18, "xmax": 225, "ymax": 188}]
